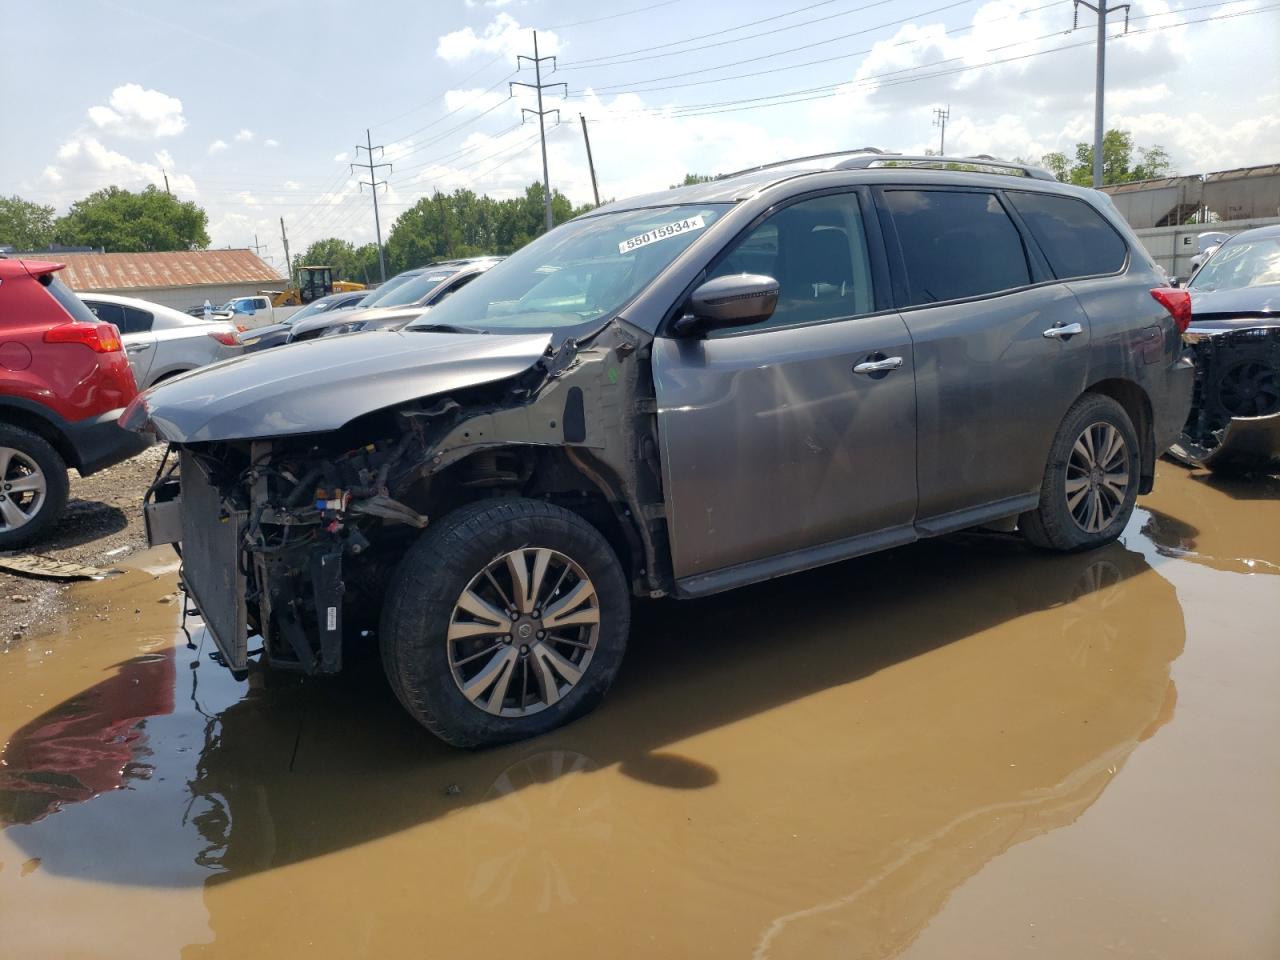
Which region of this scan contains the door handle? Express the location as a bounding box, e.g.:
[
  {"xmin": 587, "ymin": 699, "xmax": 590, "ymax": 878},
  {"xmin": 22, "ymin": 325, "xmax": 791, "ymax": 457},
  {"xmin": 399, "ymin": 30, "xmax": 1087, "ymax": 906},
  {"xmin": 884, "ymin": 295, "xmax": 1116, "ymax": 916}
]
[
  {"xmin": 1042, "ymin": 322, "xmax": 1084, "ymax": 340},
  {"xmin": 853, "ymin": 356, "xmax": 904, "ymax": 374},
  {"xmin": 126, "ymin": 342, "xmax": 152, "ymax": 353}
]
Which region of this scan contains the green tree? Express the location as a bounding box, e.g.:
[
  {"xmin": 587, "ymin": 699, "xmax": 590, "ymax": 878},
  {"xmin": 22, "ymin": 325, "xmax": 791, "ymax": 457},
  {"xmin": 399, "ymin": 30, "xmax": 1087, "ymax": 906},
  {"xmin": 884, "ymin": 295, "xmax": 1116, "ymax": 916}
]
[
  {"xmin": 384, "ymin": 182, "xmax": 589, "ymax": 273},
  {"xmin": 671, "ymin": 173, "xmax": 715, "ymax": 188},
  {"xmin": 296, "ymin": 237, "xmax": 357, "ymax": 279},
  {"xmin": 0, "ymin": 195, "xmax": 56, "ymax": 250},
  {"xmin": 1041, "ymin": 129, "xmax": 1173, "ymax": 186},
  {"xmin": 54, "ymin": 185, "xmax": 210, "ymax": 252}
]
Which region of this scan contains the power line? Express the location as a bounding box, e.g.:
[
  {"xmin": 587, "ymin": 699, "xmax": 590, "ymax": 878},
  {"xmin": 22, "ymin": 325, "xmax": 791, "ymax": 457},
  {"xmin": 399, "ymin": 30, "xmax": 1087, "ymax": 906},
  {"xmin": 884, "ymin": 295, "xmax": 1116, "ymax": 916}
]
[
  {"xmin": 371, "ymin": 53, "xmax": 509, "ymax": 131},
  {"xmin": 558, "ymin": 0, "xmax": 861, "ymax": 67},
  {"xmin": 512, "ymin": 31, "xmax": 566, "ymax": 232},
  {"xmin": 576, "ymin": 0, "xmax": 1065, "ymax": 95},
  {"xmin": 933, "ymin": 105, "xmax": 951, "ymax": 154},
  {"xmin": 584, "ymin": 4, "xmax": 1277, "ymax": 123},
  {"xmin": 352, "ymin": 130, "xmax": 392, "ymax": 282},
  {"xmin": 1074, "ymin": 0, "xmax": 1130, "ymax": 187},
  {"xmin": 545, "ymin": 0, "xmax": 682, "ymax": 30}
]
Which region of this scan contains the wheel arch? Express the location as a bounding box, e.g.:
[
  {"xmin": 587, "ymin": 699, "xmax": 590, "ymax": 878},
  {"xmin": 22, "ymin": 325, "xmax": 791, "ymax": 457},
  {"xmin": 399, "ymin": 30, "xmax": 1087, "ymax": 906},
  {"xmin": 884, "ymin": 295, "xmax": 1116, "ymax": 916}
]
[
  {"xmin": 0, "ymin": 398, "xmax": 78, "ymax": 471},
  {"xmin": 1082, "ymin": 377, "xmax": 1155, "ymax": 494},
  {"xmin": 418, "ymin": 443, "xmax": 653, "ymax": 594}
]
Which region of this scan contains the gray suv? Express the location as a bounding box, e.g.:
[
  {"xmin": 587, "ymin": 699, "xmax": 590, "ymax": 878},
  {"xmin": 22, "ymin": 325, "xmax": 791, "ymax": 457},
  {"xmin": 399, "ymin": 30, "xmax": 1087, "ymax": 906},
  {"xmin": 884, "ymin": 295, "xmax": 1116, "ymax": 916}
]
[{"xmin": 124, "ymin": 151, "xmax": 1194, "ymax": 747}]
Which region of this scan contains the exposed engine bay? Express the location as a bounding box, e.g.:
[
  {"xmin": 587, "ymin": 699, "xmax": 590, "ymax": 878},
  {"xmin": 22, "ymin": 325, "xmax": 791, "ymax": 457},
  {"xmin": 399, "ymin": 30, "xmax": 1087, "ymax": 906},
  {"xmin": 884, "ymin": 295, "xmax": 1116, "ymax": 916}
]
[{"xmin": 141, "ymin": 323, "xmax": 669, "ymax": 678}]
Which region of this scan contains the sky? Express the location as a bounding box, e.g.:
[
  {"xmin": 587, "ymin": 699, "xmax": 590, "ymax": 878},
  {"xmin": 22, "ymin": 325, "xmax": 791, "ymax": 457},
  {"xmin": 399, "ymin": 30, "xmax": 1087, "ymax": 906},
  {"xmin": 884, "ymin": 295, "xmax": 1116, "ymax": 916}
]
[{"xmin": 3, "ymin": 0, "xmax": 1278, "ymax": 265}]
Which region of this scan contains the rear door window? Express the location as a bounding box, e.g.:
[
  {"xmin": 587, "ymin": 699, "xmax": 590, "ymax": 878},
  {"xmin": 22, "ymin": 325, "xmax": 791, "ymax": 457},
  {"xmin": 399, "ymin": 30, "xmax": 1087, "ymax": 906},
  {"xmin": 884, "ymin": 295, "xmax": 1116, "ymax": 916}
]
[
  {"xmin": 1006, "ymin": 191, "xmax": 1128, "ymax": 279},
  {"xmin": 122, "ymin": 307, "xmax": 154, "ymax": 334},
  {"xmin": 86, "ymin": 300, "xmax": 126, "ymax": 328},
  {"xmin": 882, "ymin": 189, "xmax": 1031, "ymax": 306}
]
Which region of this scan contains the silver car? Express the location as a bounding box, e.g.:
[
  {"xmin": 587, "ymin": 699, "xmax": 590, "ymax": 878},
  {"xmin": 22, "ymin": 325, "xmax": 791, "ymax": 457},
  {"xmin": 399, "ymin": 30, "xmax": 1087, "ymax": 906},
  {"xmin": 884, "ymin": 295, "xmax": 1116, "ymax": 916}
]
[
  {"xmin": 128, "ymin": 151, "xmax": 1194, "ymax": 748},
  {"xmin": 82, "ymin": 293, "xmax": 242, "ymax": 388}
]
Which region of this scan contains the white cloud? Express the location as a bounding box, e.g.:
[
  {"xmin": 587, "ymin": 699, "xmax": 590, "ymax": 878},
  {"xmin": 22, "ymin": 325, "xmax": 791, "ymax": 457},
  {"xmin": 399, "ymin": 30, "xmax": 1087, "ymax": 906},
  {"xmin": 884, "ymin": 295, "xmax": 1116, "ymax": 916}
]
[
  {"xmin": 333, "ymin": 151, "xmax": 349, "ymax": 162},
  {"xmin": 264, "ymin": 138, "xmax": 280, "ymax": 148},
  {"xmin": 466, "ymin": 0, "xmax": 520, "ymax": 7},
  {"xmin": 40, "ymin": 135, "xmax": 197, "ymax": 201},
  {"xmin": 284, "ymin": 180, "xmax": 302, "ymax": 190},
  {"xmin": 436, "ymin": 14, "xmax": 557, "ymax": 63},
  {"xmin": 234, "ymin": 128, "xmax": 254, "ymax": 142},
  {"xmin": 86, "ymin": 84, "xmax": 186, "ymax": 138},
  {"xmin": 208, "ymin": 139, "xmax": 228, "ymax": 154}
]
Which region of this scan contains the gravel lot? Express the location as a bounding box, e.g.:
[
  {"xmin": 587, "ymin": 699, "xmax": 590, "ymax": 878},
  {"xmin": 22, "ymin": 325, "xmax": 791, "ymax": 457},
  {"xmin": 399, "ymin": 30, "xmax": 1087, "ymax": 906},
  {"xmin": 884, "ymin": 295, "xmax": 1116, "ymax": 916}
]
[{"xmin": 0, "ymin": 444, "xmax": 165, "ymax": 643}]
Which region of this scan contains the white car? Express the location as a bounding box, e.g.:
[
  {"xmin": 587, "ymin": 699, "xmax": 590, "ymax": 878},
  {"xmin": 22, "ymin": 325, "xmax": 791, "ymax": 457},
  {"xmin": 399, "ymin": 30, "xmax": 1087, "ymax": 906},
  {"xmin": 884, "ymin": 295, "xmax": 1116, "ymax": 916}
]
[{"xmin": 80, "ymin": 292, "xmax": 242, "ymax": 389}]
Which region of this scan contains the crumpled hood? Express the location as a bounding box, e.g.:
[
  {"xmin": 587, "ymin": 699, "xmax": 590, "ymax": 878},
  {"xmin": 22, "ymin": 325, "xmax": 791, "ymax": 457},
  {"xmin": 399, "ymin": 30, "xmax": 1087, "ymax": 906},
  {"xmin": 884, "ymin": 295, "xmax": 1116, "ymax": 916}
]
[
  {"xmin": 120, "ymin": 329, "xmax": 551, "ymax": 442},
  {"xmin": 1189, "ymin": 283, "xmax": 1280, "ymax": 317}
]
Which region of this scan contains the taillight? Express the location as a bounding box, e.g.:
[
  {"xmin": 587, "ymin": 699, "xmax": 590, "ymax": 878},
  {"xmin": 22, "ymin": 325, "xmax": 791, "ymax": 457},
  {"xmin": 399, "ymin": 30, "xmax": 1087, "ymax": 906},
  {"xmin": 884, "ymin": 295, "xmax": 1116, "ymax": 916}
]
[
  {"xmin": 43, "ymin": 321, "xmax": 123, "ymax": 353},
  {"xmin": 1150, "ymin": 287, "xmax": 1192, "ymax": 334},
  {"xmin": 207, "ymin": 330, "xmax": 240, "ymax": 346}
]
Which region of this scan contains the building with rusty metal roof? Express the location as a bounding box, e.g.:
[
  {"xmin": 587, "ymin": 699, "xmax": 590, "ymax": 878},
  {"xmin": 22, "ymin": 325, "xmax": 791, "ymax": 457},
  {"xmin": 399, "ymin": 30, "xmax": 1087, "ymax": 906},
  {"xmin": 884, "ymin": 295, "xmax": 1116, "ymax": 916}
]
[{"xmin": 17, "ymin": 249, "xmax": 286, "ymax": 312}]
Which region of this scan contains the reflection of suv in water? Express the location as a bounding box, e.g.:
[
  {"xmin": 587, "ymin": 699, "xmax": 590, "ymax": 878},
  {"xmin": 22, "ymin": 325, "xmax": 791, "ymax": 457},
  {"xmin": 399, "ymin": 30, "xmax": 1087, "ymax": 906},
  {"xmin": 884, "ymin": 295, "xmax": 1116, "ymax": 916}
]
[{"xmin": 124, "ymin": 151, "xmax": 1194, "ymax": 747}]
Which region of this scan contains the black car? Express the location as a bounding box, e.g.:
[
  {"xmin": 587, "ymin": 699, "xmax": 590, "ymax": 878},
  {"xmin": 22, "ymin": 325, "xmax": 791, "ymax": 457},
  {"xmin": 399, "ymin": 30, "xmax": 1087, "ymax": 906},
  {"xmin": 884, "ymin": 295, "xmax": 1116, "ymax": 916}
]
[{"xmin": 1170, "ymin": 223, "xmax": 1280, "ymax": 473}]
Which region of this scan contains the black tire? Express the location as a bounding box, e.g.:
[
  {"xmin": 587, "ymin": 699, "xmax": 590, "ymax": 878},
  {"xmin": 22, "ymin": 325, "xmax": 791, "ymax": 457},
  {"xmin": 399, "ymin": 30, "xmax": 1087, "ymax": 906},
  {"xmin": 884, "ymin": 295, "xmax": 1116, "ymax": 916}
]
[
  {"xmin": 380, "ymin": 497, "xmax": 630, "ymax": 748},
  {"xmin": 1020, "ymin": 394, "xmax": 1140, "ymax": 552},
  {"xmin": 0, "ymin": 423, "xmax": 70, "ymax": 550}
]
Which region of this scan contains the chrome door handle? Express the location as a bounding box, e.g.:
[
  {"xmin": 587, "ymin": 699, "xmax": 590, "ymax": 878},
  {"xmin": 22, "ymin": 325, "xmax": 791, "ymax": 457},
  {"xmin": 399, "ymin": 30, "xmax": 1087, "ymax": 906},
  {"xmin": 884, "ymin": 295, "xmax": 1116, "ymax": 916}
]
[
  {"xmin": 1042, "ymin": 322, "xmax": 1084, "ymax": 339},
  {"xmin": 853, "ymin": 356, "xmax": 904, "ymax": 374},
  {"xmin": 126, "ymin": 342, "xmax": 152, "ymax": 353}
]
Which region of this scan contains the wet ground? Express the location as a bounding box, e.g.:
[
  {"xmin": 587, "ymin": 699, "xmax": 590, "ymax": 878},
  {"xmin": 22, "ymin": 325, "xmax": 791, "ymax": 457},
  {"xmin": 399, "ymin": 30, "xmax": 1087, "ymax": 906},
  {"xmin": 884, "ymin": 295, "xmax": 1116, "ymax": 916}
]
[{"xmin": 0, "ymin": 461, "xmax": 1276, "ymax": 959}]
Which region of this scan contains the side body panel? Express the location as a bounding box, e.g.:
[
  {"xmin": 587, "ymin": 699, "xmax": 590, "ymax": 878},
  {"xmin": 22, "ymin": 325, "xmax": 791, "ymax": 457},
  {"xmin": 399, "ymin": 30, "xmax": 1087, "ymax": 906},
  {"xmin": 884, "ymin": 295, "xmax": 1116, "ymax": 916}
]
[
  {"xmin": 900, "ymin": 285, "xmax": 1092, "ymax": 520},
  {"xmin": 653, "ymin": 314, "xmax": 917, "ymax": 580}
]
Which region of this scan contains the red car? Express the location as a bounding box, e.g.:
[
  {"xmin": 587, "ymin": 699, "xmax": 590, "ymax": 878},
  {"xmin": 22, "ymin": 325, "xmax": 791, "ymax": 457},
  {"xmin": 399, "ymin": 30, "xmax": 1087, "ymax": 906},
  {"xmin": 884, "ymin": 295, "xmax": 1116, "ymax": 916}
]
[{"xmin": 0, "ymin": 258, "xmax": 149, "ymax": 548}]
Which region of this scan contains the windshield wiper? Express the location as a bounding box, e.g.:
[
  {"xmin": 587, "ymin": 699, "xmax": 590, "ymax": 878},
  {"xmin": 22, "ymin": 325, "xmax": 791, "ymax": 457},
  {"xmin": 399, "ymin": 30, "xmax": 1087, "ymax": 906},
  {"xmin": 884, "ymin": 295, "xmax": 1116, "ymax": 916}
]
[{"xmin": 407, "ymin": 323, "xmax": 487, "ymax": 335}]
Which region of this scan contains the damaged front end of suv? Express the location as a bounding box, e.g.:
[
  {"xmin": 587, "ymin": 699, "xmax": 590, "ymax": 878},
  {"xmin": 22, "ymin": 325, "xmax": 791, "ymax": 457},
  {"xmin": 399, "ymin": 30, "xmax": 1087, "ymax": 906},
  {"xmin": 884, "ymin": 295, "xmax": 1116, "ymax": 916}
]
[{"xmin": 122, "ymin": 320, "xmax": 668, "ymax": 681}]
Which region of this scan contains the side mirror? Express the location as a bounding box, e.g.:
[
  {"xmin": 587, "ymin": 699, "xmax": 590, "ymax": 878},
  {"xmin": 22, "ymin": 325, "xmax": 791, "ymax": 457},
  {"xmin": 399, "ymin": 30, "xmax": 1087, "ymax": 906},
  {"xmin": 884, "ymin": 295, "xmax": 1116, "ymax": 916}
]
[{"xmin": 673, "ymin": 274, "xmax": 779, "ymax": 337}]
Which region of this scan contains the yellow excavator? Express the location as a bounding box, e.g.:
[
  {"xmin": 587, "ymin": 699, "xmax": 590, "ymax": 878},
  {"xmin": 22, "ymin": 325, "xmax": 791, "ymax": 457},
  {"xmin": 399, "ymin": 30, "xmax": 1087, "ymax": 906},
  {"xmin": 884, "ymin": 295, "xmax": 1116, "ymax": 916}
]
[{"xmin": 267, "ymin": 266, "xmax": 366, "ymax": 307}]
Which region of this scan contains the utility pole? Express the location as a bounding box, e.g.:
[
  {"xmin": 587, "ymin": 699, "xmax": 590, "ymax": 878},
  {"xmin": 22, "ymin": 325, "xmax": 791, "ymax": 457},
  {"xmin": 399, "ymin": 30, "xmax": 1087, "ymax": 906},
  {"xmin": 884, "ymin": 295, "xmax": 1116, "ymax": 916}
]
[
  {"xmin": 162, "ymin": 169, "xmax": 171, "ymax": 195},
  {"xmin": 512, "ymin": 31, "xmax": 566, "ymax": 233},
  {"xmin": 352, "ymin": 128, "xmax": 391, "ymax": 282},
  {"xmin": 1074, "ymin": 0, "xmax": 1130, "ymax": 187},
  {"xmin": 249, "ymin": 233, "xmax": 268, "ymax": 258},
  {"xmin": 579, "ymin": 114, "xmax": 600, "ymax": 207},
  {"xmin": 932, "ymin": 106, "xmax": 950, "ymax": 155},
  {"xmin": 279, "ymin": 217, "xmax": 292, "ymax": 287}
]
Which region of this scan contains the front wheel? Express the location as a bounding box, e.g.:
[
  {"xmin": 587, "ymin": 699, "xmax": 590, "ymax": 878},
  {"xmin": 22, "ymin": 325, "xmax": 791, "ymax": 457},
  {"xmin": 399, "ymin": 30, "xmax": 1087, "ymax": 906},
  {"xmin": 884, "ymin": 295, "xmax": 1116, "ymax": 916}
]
[
  {"xmin": 380, "ymin": 498, "xmax": 631, "ymax": 748},
  {"xmin": 1020, "ymin": 394, "xmax": 1140, "ymax": 552}
]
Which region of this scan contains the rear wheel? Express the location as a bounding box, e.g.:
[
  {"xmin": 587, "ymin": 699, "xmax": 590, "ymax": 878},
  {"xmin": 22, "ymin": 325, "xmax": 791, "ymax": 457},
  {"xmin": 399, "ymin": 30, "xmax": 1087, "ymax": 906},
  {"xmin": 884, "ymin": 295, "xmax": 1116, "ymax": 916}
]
[
  {"xmin": 1020, "ymin": 394, "xmax": 1139, "ymax": 552},
  {"xmin": 0, "ymin": 424, "xmax": 70, "ymax": 550},
  {"xmin": 381, "ymin": 498, "xmax": 630, "ymax": 748}
]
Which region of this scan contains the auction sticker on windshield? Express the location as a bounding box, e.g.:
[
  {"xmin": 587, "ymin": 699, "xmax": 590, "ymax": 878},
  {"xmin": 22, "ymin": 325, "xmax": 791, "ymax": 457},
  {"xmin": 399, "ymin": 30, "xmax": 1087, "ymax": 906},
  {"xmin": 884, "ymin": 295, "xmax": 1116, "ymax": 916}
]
[{"xmin": 618, "ymin": 215, "xmax": 706, "ymax": 255}]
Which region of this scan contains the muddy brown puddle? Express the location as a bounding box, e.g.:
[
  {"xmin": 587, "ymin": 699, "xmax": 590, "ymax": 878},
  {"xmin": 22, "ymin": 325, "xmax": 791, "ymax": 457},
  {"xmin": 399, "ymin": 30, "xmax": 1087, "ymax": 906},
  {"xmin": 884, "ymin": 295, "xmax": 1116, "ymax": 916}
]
[{"xmin": 1, "ymin": 463, "xmax": 1276, "ymax": 959}]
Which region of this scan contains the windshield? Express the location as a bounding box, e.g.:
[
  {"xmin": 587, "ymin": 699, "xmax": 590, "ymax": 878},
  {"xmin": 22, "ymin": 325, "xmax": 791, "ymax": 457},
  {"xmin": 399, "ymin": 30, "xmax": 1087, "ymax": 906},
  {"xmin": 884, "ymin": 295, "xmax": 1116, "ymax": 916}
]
[
  {"xmin": 359, "ymin": 272, "xmax": 421, "ymax": 307},
  {"xmin": 285, "ymin": 299, "xmax": 334, "ymax": 324},
  {"xmin": 406, "ymin": 204, "xmax": 732, "ymax": 334},
  {"xmin": 1189, "ymin": 237, "xmax": 1280, "ymax": 292},
  {"xmin": 369, "ymin": 271, "xmax": 454, "ymax": 307}
]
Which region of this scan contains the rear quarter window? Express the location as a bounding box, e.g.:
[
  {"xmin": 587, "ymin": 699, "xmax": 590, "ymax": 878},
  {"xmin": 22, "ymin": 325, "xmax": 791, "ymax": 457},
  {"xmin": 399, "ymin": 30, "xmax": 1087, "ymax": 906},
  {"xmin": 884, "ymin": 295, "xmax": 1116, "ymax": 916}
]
[
  {"xmin": 122, "ymin": 306, "xmax": 154, "ymax": 334},
  {"xmin": 1006, "ymin": 191, "xmax": 1128, "ymax": 279},
  {"xmin": 40, "ymin": 275, "xmax": 99, "ymax": 323}
]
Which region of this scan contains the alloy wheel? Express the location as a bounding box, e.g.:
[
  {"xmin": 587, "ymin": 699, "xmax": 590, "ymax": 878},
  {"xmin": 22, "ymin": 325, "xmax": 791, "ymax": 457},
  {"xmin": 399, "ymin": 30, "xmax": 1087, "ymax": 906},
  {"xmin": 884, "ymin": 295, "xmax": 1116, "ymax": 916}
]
[
  {"xmin": 447, "ymin": 547, "xmax": 601, "ymax": 717},
  {"xmin": 1065, "ymin": 422, "xmax": 1129, "ymax": 534},
  {"xmin": 0, "ymin": 447, "xmax": 48, "ymax": 533}
]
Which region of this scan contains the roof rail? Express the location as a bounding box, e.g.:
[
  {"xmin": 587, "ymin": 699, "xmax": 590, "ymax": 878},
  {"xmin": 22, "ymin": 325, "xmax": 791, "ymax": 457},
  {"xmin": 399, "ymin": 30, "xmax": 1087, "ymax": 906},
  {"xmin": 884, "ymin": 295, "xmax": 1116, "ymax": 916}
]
[
  {"xmin": 716, "ymin": 147, "xmax": 890, "ymax": 181},
  {"xmin": 837, "ymin": 153, "xmax": 1058, "ymax": 181}
]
